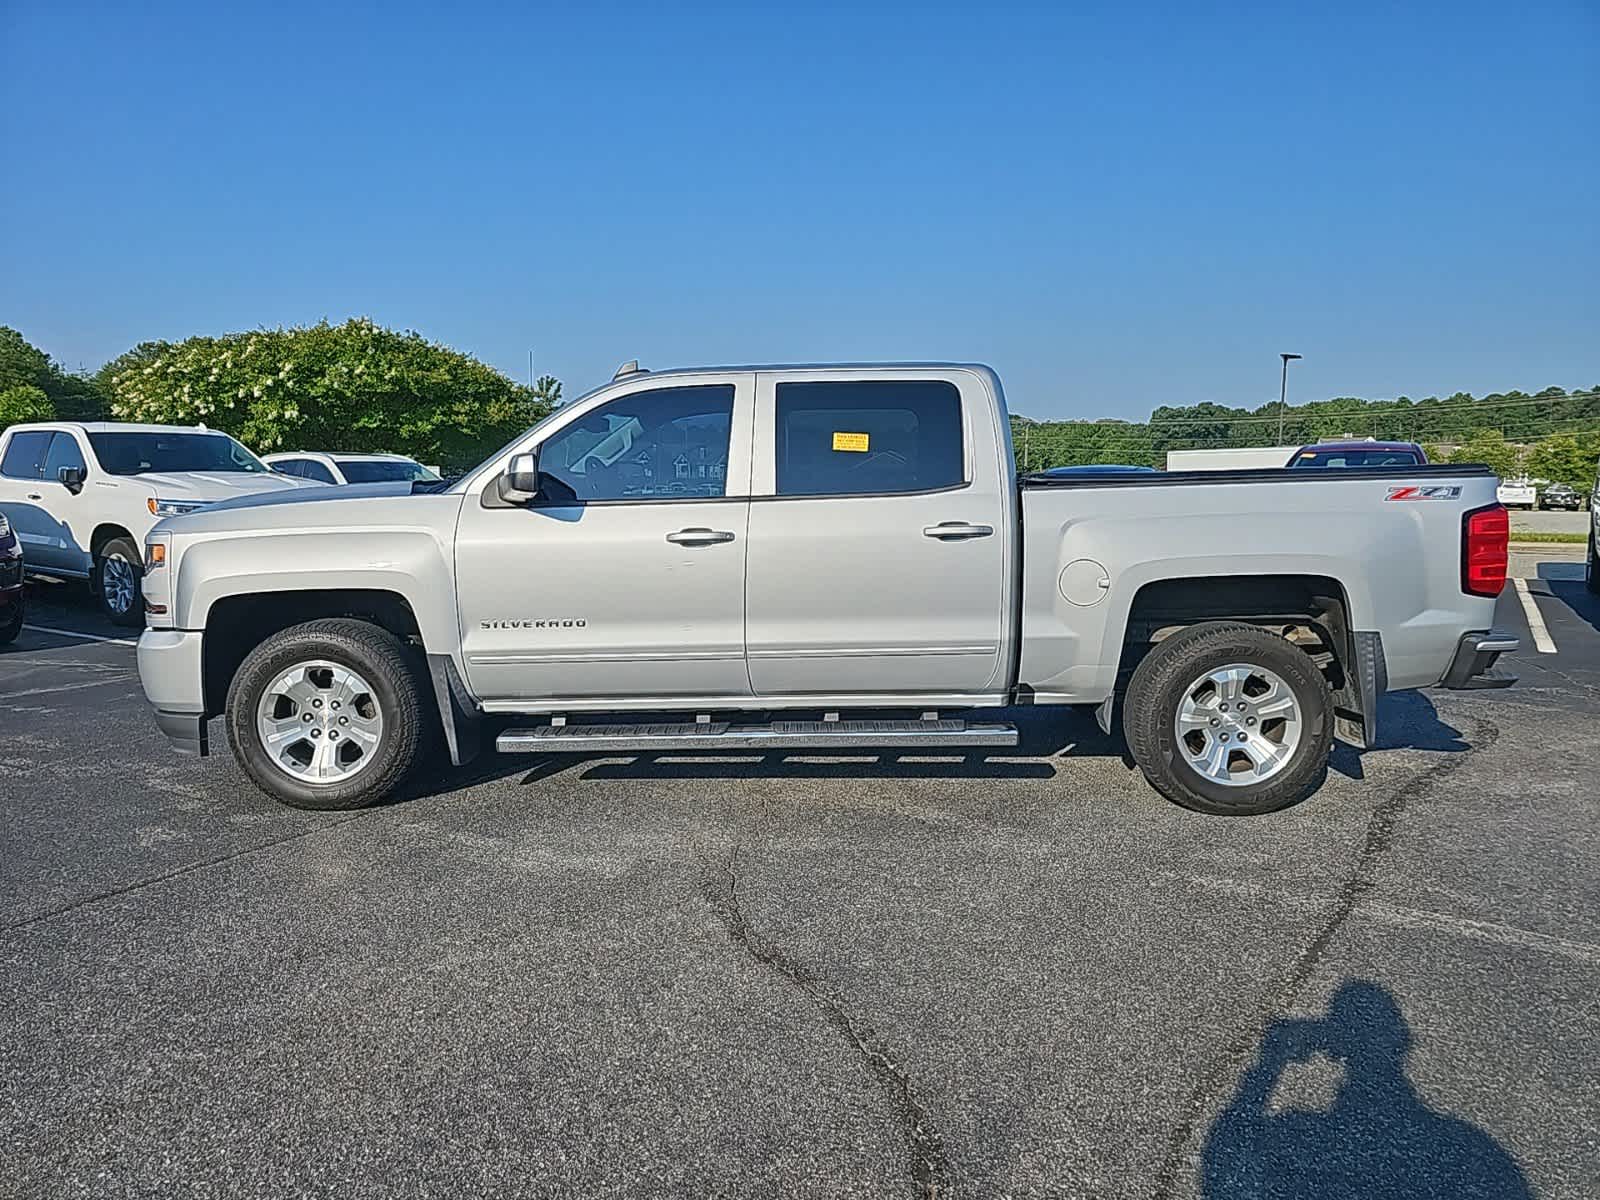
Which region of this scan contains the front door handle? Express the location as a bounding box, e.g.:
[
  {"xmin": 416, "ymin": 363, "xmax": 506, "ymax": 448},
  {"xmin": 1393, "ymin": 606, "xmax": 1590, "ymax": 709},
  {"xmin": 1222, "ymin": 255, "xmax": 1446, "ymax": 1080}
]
[
  {"xmin": 923, "ymin": 521, "xmax": 994, "ymax": 540},
  {"xmin": 26, "ymin": 493, "xmax": 43, "ymax": 501},
  {"xmin": 666, "ymin": 527, "xmax": 736, "ymax": 546}
]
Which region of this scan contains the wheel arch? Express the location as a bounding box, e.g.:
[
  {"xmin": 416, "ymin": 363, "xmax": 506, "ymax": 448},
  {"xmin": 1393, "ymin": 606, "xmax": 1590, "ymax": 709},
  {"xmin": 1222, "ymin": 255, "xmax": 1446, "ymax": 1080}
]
[
  {"xmin": 90, "ymin": 523, "xmax": 136, "ymax": 557},
  {"xmin": 201, "ymin": 589, "xmax": 424, "ymax": 718},
  {"xmin": 1108, "ymin": 573, "xmax": 1374, "ymax": 747}
]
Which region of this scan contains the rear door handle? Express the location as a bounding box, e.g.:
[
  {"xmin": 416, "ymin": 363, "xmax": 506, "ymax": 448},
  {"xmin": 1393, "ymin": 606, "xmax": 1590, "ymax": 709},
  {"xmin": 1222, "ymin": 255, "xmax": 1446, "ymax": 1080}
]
[
  {"xmin": 666, "ymin": 527, "xmax": 736, "ymax": 546},
  {"xmin": 26, "ymin": 493, "xmax": 42, "ymax": 501},
  {"xmin": 923, "ymin": 522, "xmax": 994, "ymax": 540}
]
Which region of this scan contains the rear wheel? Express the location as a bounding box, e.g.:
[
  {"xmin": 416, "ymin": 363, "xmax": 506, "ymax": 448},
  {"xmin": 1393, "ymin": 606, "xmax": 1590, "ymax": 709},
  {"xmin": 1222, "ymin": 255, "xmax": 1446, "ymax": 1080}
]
[
  {"xmin": 93, "ymin": 536, "xmax": 144, "ymax": 626},
  {"xmin": 1123, "ymin": 621, "xmax": 1334, "ymax": 816},
  {"xmin": 1587, "ymin": 530, "xmax": 1599, "ymax": 597},
  {"xmin": 225, "ymin": 618, "xmax": 426, "ymax": 810}
]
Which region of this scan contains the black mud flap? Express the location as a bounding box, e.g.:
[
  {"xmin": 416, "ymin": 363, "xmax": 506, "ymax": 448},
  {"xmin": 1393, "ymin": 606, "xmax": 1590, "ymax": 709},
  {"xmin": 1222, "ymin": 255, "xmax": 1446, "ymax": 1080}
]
[
  {"xmin": 426, "ymin": 653, "xmax": 482, "ymax": 766},
  {"xmin": 1334, "ymin": 631, "xmax": 1385, "ymax": 750}
]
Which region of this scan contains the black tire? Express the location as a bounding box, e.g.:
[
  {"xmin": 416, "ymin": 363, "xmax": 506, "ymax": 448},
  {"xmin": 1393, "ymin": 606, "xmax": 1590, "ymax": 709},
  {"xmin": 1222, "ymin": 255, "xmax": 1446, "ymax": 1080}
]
[
  {"xmin": 1587, "ymin": 530, "xmax": 1600, "ymax": 597},
  {"xmin": 225, "ymin": 618, "xmax": 427, "ymax": 810},
  {"xmin": 1123, "ymin": 621, "xmax": 1334, "ymax": 816},
  {"xmin": 93, "ymin": 535, "xmax": 144, "ymax": 627},
  {"xmin": 0, "ymin": 594, "xmax": 22, "ymax": 645}
]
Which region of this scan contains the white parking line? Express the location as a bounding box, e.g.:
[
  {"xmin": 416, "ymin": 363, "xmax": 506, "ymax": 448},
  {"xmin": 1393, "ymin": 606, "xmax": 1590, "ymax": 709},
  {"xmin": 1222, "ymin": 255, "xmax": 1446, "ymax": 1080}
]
[
  {"xmin": 20, "ymin": 624, "xmax": 139, "ymax": 648},
  {"xmin": 1512, "ymin": 578, "xmax": 1558, "ymax": 654}
]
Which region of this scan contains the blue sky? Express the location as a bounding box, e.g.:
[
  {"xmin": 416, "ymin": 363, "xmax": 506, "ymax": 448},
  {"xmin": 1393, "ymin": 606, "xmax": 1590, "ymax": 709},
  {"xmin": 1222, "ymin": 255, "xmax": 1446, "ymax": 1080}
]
[{"xmin": 2, "ymin": 1, "xmax": 1595, "ymax": 419}]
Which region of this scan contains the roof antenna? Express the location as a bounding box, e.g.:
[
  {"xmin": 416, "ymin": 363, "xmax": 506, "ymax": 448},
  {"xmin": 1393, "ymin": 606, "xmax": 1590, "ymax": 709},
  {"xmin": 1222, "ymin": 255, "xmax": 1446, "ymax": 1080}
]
[{"xmin": 613, "ymin": 359, "xmax": 646, "ymax": 381}]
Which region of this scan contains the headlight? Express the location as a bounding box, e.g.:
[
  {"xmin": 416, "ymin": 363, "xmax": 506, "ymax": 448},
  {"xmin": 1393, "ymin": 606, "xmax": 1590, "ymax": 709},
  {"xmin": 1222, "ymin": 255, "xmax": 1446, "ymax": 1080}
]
[
  {"xmin": 148, "ymin": 497, "xmax": 207, "ymax": 517},
  {"xmin": 0, "ymin": 512, "xmax": 10, "ymax": 537}
]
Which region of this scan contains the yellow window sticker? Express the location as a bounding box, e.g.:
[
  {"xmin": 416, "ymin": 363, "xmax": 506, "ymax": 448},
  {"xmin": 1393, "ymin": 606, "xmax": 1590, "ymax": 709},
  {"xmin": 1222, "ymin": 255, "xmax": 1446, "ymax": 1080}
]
[{"xmin": 832, "ymin": 431, "xmax": 870, "ymax": 453}]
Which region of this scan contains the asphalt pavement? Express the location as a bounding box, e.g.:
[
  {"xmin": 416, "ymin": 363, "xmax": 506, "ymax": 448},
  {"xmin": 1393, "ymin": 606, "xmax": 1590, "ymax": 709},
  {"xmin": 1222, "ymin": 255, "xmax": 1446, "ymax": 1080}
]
[{"xmin": 3, "ymin": 569, "xmax": 1598, "ymax": 1199}]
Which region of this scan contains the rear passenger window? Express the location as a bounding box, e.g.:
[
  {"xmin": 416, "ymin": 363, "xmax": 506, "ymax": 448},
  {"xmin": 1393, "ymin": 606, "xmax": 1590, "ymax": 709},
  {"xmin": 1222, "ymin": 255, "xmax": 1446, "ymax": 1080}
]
[
  {"xmin": 302, "ymin": 461, "xmax": 337, "ymax": 484},
  {"xmin": 774, "ymin": 381, "xmax": 964, "ymax": 497},
  {"xmin": 1, "ymin": 431, "xmax": 52, "ymax": 479}
]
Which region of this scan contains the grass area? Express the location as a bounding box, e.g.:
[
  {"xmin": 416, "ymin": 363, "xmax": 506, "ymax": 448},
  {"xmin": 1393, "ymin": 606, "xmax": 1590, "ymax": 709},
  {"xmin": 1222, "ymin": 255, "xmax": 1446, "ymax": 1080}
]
[{"xmin": 1509, "ymin": 532, "xmax": 1589, "ymax": 544}]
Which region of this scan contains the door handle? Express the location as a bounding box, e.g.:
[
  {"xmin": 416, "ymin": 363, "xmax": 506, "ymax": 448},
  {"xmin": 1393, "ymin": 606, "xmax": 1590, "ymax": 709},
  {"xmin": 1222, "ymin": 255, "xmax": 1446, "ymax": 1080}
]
[
  {"xmin": 26, "ymin": 493, "xmax": 42, "ymax": 501},
  {"xmin": 666, "ymin": 527, "xmax": 736, "ymax": 546},
  {"xmin": 923, "ymin": 522, "xmax": 994, "ymax": 540}
]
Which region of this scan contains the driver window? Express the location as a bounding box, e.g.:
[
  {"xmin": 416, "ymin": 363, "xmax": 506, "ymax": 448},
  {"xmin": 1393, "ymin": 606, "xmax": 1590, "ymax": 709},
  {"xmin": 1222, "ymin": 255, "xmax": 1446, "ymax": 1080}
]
[
  {"xmin": 535, "ymin": 385, "xmax": 735, "ymax": 503},
  {"xmin": 43, "ymin": 432, "xmax": 87, "ymax": 482}
]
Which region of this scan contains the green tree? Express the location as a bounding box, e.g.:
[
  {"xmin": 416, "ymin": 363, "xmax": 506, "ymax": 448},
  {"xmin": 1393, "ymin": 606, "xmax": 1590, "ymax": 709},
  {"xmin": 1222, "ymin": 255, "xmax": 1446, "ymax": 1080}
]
[
  {"xmin": 0, "ymin": 384, "xmax": 55, "ymax": 429},
  {"xmin": 0, "ymin": 326, "xmax": 106, "ymax": 419},
  {"xmin": 1448, "ymin": 429, "xmax": 1522, "ymax": 479},
  {"xmin": 532, "ymin": 373, "xmax": 564, "ymax": 410},
  {"xmin": 104, "ymin": 318, "xmax": 555, "ymax": 471},
  {"xmin": 1524, "ymin": 432, "xmax": 1600, "ymax": 491}
]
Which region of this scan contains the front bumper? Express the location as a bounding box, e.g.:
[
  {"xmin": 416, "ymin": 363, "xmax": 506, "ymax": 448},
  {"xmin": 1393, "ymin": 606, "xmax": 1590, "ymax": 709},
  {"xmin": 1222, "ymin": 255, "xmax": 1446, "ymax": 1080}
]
[
  {"xmin": 1439, "ymin": 630, "xmax": 1519, "ymax": 690},
  {"xmin": 137, "ymin": 629, "xmax": 210, "ymax": 755}
]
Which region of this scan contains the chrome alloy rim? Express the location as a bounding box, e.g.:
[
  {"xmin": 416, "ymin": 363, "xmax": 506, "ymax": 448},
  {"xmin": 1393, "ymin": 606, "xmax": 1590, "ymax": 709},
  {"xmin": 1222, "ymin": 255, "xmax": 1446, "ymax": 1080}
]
[
  {"xmin": 1174, "ymin": 662, "xmax": 1303, "ymax": 787},
  {"xmin": 101, "ymin": 553, "xmax": 137, "ymax": 614},
  {"xmin": 255, "ymin": 660, "xmax": 384, "ymax": 783}
]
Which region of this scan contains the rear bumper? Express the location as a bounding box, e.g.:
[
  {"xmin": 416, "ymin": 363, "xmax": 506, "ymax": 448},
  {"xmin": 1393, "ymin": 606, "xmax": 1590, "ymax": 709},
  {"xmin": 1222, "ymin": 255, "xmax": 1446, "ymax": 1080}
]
[{"xmin": 1439, "ymin": 630, "xmax": 1519, "ymax": 690}]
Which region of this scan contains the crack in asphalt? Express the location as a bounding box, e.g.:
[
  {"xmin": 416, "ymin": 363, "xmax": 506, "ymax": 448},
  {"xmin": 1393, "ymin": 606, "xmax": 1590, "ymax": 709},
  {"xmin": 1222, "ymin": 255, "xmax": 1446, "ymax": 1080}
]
[
  {"xmin": 0, "ymin": 809, "xmax": 377, "ymax": 936},
  {"xmin": 701, "ymin": 849, "xmax": 952, "ymax": 1199},
  {"xmin": 1147, "ymin": 715, "xmax": 1502, "ymax": 1200}
]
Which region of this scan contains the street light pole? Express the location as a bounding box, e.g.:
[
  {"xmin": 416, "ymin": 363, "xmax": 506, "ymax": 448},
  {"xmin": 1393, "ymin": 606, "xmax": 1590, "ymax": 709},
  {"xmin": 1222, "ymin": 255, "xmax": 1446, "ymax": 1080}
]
[{"xmin": 1278, "ymin": 353, "xmax": 1302, "ymax": 443}]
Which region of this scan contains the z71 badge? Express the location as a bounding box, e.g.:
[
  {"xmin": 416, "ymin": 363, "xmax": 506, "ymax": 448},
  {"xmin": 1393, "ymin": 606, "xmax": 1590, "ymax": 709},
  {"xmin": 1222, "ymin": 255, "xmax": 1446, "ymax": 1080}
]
[{"xmin": 1385, "ymin": 485, "xmax": 1462, "ymax": 501}]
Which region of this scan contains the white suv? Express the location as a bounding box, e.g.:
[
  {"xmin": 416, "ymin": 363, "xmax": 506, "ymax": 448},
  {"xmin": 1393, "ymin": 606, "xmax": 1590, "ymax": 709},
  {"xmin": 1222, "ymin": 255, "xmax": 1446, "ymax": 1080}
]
[
  {"xmin": 0, "ymin": 422, "xmax": 309, "ymax": 624},
  {"xmin": 263, "ymin": 451, "xmax": 440, "ymax": 486}
]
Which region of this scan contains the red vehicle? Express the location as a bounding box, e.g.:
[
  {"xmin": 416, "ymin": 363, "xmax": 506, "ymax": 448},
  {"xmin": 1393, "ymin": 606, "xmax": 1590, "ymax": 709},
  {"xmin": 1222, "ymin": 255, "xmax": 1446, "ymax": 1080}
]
[{"xmin": 1287, "ymin": 440, "xmax": 1428, "ymax": 468}]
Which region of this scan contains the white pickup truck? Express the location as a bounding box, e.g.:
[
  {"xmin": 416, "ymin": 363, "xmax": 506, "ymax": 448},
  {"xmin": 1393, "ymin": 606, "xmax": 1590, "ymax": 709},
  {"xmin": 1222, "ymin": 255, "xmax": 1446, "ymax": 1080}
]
[
  {"xmin": 135, "ymin": 363, "xmax": 1518, "ymax": 816},
  {"xmin": 0, "ymin": 422, "xmax": 307, "ymax": 623}
]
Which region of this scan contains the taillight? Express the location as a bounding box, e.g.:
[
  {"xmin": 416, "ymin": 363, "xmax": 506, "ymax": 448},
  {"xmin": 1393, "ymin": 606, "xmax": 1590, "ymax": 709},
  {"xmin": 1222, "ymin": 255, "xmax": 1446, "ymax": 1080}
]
[{"xmin": 1462, "ymin": 503, "xmax": 1509, "ymax": 597}]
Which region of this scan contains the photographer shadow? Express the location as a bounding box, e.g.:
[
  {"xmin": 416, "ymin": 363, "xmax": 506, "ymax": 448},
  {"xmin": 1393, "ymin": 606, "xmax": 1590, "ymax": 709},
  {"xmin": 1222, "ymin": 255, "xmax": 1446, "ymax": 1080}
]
[{"xmin": 1202, "ymin": 980, "xmax": 1530, "ymax": 1200}]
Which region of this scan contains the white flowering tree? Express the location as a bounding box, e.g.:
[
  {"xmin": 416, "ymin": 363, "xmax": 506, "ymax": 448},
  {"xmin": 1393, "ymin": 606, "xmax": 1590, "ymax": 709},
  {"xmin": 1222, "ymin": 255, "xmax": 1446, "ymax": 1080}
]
[{"xmin": 102, "ymin": 318, "xmax": 552, "ymax": 470}]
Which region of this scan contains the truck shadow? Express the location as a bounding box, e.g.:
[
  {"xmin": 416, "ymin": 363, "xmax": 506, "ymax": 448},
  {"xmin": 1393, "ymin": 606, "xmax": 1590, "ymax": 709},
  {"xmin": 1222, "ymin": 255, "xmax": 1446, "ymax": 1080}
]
[
  {"xmin": 1201, "ymin": 979, "xmax": 1531, "ymax": 1199},
  {"xmin": 1327, "ymin": 691, "xmax": 1472, "ymax": 782},
  {"xmin": 1536, "ymin": 561, "xmax": 1600, "ymax": 635}
]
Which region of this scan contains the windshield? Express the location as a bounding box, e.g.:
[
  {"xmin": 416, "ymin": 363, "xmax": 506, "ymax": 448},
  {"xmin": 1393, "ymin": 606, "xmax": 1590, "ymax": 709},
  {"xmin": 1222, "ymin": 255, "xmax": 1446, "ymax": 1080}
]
[
  {"xmin": 1289, "ymin": 448, "xmax": 1423, "ymax": 468},
  {"xmin": 88, "ymin": 431, "xmax": 270, "ymax": 475},
  {"xmin": 336, "ymin": 458, "xmax": 439, "ymax": 484}
]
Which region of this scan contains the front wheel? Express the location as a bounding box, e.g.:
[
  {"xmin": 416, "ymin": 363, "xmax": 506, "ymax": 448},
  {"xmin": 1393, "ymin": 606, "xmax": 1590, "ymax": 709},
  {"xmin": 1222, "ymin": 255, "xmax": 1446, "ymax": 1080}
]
[
  {"xmin": 1587, "ymin": 531, "xmax": 1599, "ymax": 597},
  {"xmin": 0, "ymin": 593, "xmax": 23, "ymax": 645},
  {"xmin": 225, "ymin": 618, "xmax": 427, "ymax": 810},
  {"xmin": 1123, "ymin": 621, "xmax": 1334, "ymax": 816},
  {"xmin": 93, "ymin": 536, "xmax": 144, "ymax": 627}
]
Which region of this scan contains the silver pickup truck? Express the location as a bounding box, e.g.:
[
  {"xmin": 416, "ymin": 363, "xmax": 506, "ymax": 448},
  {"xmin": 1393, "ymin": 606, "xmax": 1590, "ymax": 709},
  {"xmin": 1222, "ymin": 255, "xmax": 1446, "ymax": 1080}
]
[{"xmin": 136, "ymin": 362, "xmax": 1518, "ymax": 816}]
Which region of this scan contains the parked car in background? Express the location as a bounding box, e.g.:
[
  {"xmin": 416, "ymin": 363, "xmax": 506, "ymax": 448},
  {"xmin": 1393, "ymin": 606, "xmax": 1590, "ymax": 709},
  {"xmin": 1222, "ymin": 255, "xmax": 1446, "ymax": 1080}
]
[
  {"xmin": 138, "ymin": 361, "xmax": 1516, "ymax": 819},
  {"xmin": 1286, "ymin": 441, "xmax": 1428, "ymax": 468},
  {"xmin": 0, "ymin": 509, "xmax": 23, "ymax": 645},
  {"xmin": 1538, "ymin": 482, "xmax": 1584, "ymax": 511},
  {"xmin": 0, "ymin": 422, "xmax": 309, "ymax": 625},
  {"xmin": 1496, "ymin": 479, "xmax": 1538, "ymax": 510},
  {"xmin": 264, "ymin": 452, "xmax": 441, "ymax": 486}
]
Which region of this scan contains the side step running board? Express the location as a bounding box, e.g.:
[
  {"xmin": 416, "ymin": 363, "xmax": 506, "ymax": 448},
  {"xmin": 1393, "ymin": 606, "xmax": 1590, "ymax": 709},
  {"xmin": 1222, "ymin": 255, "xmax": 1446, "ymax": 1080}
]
[{"xmin": 496, "ymin": 718, "xmax": 1019, "ymax": 754}]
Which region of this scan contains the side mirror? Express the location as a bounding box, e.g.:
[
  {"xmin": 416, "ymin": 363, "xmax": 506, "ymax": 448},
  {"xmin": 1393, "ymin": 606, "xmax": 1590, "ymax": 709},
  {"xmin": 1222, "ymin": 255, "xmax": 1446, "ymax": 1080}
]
[
  {"xmin": 58, "ymin": 465, "xmax": 85, "ymax": 494},
  {"xmin": 497, "ymin": 451, "xmax": 541, "ymax": 504}
]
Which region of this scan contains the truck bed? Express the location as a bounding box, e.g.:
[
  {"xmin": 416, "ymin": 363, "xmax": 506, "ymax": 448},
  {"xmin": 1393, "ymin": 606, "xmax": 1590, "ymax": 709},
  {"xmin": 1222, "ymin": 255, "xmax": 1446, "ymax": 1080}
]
[{"xmin": 1015, "ymin": 463, "xmax": 1501, "ymax": 702}]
